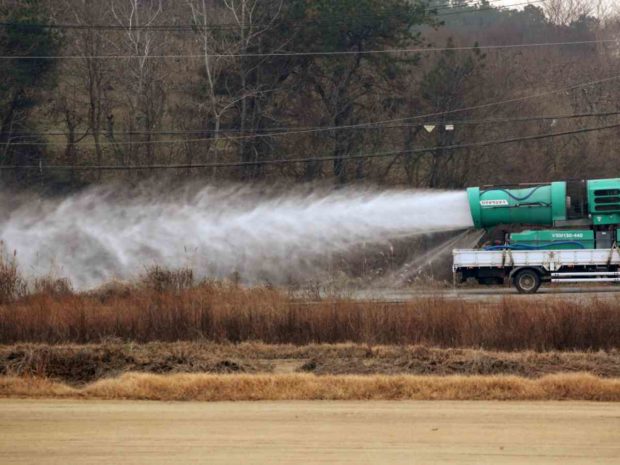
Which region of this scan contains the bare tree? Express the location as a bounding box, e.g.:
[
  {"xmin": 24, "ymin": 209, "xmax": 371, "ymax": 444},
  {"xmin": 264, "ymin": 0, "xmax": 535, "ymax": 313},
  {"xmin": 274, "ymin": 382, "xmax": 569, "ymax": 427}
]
[
  {"xmin": 187, "ymin": 0, "xmax": 231, "ymax": 177},
  {"xmin": 187, "ymin": 0, "xmax": 283, "ymax": 178},
  {"xmin": 67, "ymin": 0, "xmax": 110, "ymax": 179},
  {"xmin": 224, "ymin": 0, "xmax": 284, "ymax": 178},
  {"xmin": 543, "ymin": 0, "xmax": 593, "ymax": 25},
  {"xmin": 111, "ymin": 0, "xmax": 167, "ymax": 170},
  {"xmin": 49, "ymin": 93, "xmax": 89, "ymax": 184}
]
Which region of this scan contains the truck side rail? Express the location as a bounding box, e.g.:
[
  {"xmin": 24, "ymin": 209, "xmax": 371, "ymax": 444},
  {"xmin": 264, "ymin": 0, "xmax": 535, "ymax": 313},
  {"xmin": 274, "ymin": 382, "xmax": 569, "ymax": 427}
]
[{"xmin": 452, "ymin": 248, "xmax": 620, "ymax": 271}]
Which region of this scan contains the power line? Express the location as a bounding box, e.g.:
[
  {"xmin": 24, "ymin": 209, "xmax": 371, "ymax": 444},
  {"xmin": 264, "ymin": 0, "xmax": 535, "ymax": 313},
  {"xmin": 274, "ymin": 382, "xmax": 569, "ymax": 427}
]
[
  {"xmin": 440, "ymin": 0, "xmax": 544, "ymax": 16},
  {"xmin": 0, "ymin": 21, "xmax": 237, "ymax": 31},
  {"xmin": 0, "ymin": 1, "xmax": 545, "ymax": 33},
  {"xmin": 322, "ymin": 74, "xmax": 620, "ymax": 137},
  {"xmin": 10, "ymin": 111, "xmax": 620, "ymax": 138},
  {"xmin": 1, "ymin": 38, "xmax": 612, "ymax": 60},
  {"xmin": 6, "ymin": 74, "xmax": 620, "ymax": 147},
  {"xmin": 3, "ymin": 122, "xmax": 619, "ymax": 171}
]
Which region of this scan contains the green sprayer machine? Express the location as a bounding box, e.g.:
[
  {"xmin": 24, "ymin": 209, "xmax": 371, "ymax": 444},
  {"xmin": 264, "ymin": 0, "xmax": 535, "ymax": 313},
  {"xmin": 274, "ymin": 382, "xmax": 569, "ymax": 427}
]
[{"xmin": 453, "ymin": 177, "xmax": 620, "ymax": 293}]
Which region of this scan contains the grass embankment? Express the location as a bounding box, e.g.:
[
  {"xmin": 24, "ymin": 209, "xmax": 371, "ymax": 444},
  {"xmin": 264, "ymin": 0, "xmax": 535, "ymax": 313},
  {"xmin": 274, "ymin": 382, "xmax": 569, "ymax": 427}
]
[
  {"xmin": 1, "ymin": 372, "xmax": 618, "ymax": 401},
  {"xmin": 1, "ymin": 281, "xmax": 619, "ymax": 350},
  {"xmin": 1, "ymin": 267, "xmax": 618, "ymax": 401},
  {"xmin": 2, "ymin": 342, "xmax": 619, "ymax": 383}
]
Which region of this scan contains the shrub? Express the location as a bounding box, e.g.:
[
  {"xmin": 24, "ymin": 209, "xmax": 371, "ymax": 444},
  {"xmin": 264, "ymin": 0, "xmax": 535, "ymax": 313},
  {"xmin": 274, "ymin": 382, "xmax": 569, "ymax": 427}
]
[
  {"xmin": 140, "ymin": 266, "xmax": 194, "ymax": 292},
  {"xmin": 32, "ymin": 277, "xmax": 73, "ymax": 297}
]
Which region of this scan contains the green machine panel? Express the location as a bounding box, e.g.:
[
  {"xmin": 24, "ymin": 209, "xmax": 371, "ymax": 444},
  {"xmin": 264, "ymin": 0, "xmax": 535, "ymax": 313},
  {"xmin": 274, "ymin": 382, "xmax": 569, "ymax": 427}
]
[
  {"xmin": 510, "ymin": 230, "xmax": 594, "ymax": 250},
  {"xmin": 467, "ymin": 182, "xmax": 567, "ymax": 229},
  {"xmin": 587, "ymin": 178, "xmax": 620, "ymax": 225}
]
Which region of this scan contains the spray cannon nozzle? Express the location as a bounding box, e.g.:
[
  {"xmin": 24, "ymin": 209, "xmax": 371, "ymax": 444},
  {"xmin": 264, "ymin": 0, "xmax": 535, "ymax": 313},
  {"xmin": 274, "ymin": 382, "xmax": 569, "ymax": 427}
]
[{"xmin": 467, "ymin": 177, "xmax": 620, "ymax": 229}]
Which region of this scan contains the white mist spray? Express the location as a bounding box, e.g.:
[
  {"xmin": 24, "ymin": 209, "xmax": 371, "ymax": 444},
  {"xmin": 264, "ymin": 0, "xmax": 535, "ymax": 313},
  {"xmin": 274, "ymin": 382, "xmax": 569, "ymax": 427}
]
[{"xmin": 0, "ymin": 184, "xmax": 473, "ymax": 288}]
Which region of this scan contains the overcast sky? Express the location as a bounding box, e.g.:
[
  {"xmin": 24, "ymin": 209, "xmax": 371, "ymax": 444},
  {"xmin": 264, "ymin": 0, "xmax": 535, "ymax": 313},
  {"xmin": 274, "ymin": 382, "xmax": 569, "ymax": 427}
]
[{"xmin": 493, "ymin": 0, "xmax": 617, "ymax": 13}]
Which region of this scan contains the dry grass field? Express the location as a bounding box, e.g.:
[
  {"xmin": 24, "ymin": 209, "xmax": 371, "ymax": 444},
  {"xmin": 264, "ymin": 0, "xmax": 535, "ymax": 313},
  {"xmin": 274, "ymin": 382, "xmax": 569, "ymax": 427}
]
[
  {"xmin": 0, "ymin": 278, "xmax": 619, "ymax": 350},
  {"xmin": 1, "ymin": 372, "xmax": 619, "ymax": 401},
  {"xmin": 0, "ymin": 264, "xmax": 619, "ymax": 402}
]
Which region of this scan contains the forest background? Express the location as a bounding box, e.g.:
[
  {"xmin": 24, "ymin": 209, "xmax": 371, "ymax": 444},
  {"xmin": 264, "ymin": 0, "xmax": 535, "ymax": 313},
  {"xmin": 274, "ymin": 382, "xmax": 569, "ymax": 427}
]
[{"xmin": 1, "ymin": 0, "xmax": 619, "ymax": 193}]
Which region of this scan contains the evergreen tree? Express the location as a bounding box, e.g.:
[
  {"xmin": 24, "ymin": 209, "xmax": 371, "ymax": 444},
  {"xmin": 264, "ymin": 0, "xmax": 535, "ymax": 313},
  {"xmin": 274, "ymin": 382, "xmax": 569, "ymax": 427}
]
[{"xmin": 0, "ymin": 0, "xmax": 61, "ymax": 187}]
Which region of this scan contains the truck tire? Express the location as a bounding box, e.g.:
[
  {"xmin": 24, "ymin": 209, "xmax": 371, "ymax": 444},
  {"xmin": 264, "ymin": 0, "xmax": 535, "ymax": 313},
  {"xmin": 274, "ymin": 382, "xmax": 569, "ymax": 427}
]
[{"xmin": 513, "ymin": 269, "xmax": 541, "ymax": 294}]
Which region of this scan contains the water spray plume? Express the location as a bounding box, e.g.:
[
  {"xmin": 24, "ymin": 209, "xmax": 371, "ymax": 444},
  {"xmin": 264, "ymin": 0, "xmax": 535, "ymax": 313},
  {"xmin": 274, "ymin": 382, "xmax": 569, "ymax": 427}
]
[{"xmin": 0, "ymin": 184, "xmax": 473, "ymax": 288}]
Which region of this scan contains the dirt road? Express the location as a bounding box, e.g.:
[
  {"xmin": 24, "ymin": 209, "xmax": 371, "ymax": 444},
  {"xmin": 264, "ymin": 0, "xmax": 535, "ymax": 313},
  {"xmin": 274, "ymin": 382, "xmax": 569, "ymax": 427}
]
[
  {"xmin": 348, "ymin": 286, "xmax": 620, "ymax": 302},
  {"xmin": 1, "ymin": 400, "xmax": 618, "ymax": 465}
]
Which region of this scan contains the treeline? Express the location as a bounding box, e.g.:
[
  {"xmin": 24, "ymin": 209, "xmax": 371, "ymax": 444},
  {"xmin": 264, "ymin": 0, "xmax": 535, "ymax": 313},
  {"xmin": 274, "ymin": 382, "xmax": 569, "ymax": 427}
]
[{"xmin": 1, "ymin": 0, "xmax": 620, "ymax": 192}]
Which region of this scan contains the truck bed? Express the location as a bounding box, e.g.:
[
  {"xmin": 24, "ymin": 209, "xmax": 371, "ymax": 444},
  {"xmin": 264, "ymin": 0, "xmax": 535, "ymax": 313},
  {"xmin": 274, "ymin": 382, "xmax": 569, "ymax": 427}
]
[{"xmin": 453, "ymin": 248, "xmax": 620, "ymax": 271}]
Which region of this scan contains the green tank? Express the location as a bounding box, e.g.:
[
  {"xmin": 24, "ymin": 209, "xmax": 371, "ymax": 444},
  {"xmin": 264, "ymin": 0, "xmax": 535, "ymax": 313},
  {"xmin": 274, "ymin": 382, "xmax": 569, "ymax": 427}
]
[
  {"xmin": 467, "ymin": 177, "xmax": 620, "ymax": 233},
  {"xmin": 467, "ymin": 182, "xmax": 567, "ymax": 229}
]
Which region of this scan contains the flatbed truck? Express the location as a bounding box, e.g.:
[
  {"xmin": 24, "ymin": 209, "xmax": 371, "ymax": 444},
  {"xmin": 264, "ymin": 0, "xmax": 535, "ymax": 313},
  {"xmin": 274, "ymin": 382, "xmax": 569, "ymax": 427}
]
[{"xmin": 453, "ymin": 177, "xmax": 620, "ymax": 293}]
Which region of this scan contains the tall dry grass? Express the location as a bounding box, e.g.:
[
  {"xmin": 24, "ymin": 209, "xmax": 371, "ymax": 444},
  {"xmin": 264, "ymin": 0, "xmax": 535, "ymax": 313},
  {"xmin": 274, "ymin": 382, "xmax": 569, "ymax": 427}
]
[
  {"xmin": 0, "ymin": 244, "xmax": 26, "ymax": 304},
  {"xmin": 1, "ymin": 372, "xmax": 618, "ymax": 401},
  {"xmin": 0, "ymin": 281, "xmax": 618, "ymax": 350}
]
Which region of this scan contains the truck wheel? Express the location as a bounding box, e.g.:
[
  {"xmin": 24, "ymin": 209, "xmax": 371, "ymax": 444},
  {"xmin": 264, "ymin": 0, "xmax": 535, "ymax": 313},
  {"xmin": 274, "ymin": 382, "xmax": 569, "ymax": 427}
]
[{"xmin": 513, "ymin": 269, "xmax": 541, "ymax": 294}]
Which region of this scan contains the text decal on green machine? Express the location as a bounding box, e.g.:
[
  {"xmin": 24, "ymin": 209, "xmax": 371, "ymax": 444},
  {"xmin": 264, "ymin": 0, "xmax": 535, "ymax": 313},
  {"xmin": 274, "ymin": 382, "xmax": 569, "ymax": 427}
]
[{"xmin": 480, "ymin": 200, "xmax": 509, "ymax": 207}]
